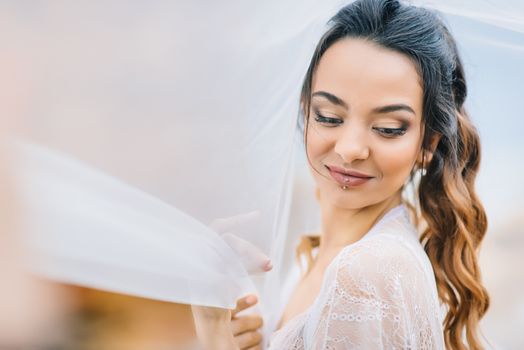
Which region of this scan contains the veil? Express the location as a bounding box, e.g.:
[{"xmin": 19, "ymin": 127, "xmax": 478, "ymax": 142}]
[{"xmin": 3, "ymin": 0, "xmax": 523, "ymax": 346}]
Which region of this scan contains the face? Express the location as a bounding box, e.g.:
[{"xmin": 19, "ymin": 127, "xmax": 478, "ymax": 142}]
[{"xmin": 306, "ymin": 38, "xmax": 424, "ymax": 210}]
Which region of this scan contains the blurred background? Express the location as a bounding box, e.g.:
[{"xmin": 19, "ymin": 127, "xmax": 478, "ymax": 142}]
[{"xmin": 1, "ymin": 1, "xmax": 523, "ymax": 349}]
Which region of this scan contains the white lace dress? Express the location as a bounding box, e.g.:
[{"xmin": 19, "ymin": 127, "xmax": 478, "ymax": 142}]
[{"xmin": 268, "ymin": 204, "xmax": 445, "ymax": 349}]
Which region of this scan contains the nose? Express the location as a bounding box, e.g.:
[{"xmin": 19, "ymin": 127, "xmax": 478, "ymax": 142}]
[{"xmin": 333, "ymin": 124, "xmax": 370, "ymax": 163}]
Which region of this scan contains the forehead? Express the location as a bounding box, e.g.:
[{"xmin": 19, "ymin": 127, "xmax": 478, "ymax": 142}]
[{"xmin": 312, "ymin": 38, "xmax": 423, "ymax": 114}]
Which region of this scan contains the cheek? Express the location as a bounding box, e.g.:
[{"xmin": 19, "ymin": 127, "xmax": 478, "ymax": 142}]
[
  {"xmin": 375, "ymin": 135, "xmax": 420, "ymax": 182},
  {"xmin": 305, "ymin": 123, "xmax": 331, "ymax": 161}
]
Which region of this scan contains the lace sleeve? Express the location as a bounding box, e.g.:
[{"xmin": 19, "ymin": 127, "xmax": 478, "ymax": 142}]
[{"xmin": 305, "ymin": 235, "xmax": 444, "ymax": 349}]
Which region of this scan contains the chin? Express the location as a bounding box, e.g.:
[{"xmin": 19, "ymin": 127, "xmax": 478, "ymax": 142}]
[{"xmin": 321, "ymin": 185, "xmax": 375, "ymax": 210}]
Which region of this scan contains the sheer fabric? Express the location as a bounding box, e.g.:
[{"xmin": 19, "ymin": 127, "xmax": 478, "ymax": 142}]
[
  {"xmin": 4, "ymin": 0, "xmax": 341, "ymax": 311},
  {"xmin": 1, "ymin": 2, "xmax": 522, "ymax": 345},
  {"xmin": 268, "ymin": 204, "xmax": 445, "ymax": 349}
]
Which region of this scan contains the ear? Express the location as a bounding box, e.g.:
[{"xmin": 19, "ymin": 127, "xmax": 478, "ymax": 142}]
[{"xmin": 417, "ymin": 133, "xmax": 442, "ymax": 165}]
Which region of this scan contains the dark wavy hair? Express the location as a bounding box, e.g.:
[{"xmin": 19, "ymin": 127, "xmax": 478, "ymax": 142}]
[{"xmin": 296, "ymin": 0, "xmax": 489, "ymax": 348}]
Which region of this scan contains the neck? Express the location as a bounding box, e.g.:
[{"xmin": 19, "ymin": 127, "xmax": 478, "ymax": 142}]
[{"xmin": 313, "ymin": 192, "xmax": 402, "ymax": 273}]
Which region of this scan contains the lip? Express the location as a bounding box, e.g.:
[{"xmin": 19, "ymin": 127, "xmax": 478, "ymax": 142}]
[{"xmin": 325, "ymin": 165, "xmax": 374, "ymax": 187}]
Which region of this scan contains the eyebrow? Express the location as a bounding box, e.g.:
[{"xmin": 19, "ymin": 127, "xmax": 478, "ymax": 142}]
[
  {"xmin": 312, "ymin": 90, "xmax": 416, "ymax": 116},
  {"xmin": 312, "ymin": 91, "xmax": 348, "ymax": 109},
  {"xmin": 372, "ymin": 104, "xmax": 416, "ymax": 116}
]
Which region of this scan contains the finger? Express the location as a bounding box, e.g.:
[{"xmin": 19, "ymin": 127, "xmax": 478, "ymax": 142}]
[
  {"xmin": 231, "ymin": 314, "xmax": 263, "ymax": 335},
  {"xmin": 235, "ymin": 331, "xmax": 262, "ymax": 349},
  {"xmin": 221, "ymin": 233, "xmax": 272, "ymax": 274},
  {"xmin": 232, "ymin": 295, "xmax": 258, "ymax": 317}
]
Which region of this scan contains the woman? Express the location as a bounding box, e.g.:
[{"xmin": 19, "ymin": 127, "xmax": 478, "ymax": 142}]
[{"xmin": 184, "ymin": 0, "xmax": 487, "ymax": 348}]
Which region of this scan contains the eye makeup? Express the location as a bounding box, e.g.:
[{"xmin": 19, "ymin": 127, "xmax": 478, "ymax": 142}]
[
  {"xmin": 372, "ymin": 126, "xmax": 408, "ymax": 137},
  {"xmin": 311, "ymin": 105, "xmax": 343, "ymax": 126},
  {"xmin": 314, "ymin": 113, "xmax": 343, "ymax": 126}
]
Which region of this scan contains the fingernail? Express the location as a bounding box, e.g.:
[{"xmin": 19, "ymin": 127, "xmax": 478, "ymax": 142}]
[
  {"xmin": 246, "ymin": 295, "xmax": 257, "ymax": 304},
  {"xmin": 264, "ymin": 260, "xmax": 273, "ymax": 271}
]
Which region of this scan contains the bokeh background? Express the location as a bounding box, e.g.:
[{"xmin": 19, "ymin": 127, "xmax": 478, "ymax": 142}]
[{"xmin": 1, "ymin": 1, "xmax": 523, "ymax": 349}]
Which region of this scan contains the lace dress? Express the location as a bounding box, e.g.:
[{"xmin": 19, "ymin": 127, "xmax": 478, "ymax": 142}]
[{"xmin": 268, "ymin": 204, "xmax": 445, "ymax": 349}]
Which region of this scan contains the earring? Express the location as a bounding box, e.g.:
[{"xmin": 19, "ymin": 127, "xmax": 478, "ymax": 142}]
[{"xmin": 420, "ymin": 151, "xmax": 428, "ymax": 176}]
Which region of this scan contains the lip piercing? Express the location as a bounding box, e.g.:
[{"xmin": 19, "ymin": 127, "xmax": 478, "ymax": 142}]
[{"xmin": 341, "ymin": 176, "xmax": 350, "ymax": 190}]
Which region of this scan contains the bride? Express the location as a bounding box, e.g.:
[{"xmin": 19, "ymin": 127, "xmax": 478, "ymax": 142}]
[{"xmin": 192, "ymin": 0, "xmax": 489, "ymax": 349}]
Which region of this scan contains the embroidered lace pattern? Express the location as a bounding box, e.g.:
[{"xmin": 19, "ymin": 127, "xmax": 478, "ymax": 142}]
[{"xmin": 268, "ymin": 205, "xmax": 445, "ymax": 349}]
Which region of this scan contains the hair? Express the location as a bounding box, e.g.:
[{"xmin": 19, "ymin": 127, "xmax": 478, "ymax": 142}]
[{"xmin": 295, "ymin": 0, "xmax": 489, "ymax": 348}]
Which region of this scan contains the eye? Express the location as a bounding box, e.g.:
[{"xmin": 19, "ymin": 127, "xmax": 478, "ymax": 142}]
[
  {"xmin": 313, "ymin": 113, "xmax": 343, "ymax": 127},
  {"xmin": 373, "ymin": 127, "xmax": 407, "ymax": 138}
]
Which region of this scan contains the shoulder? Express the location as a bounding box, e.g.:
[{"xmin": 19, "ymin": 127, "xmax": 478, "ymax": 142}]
[
  {"xmin": 336, "ymin": 207, "xmax": 425, "ymax": 268},
  {"xmin": 330, "ymin": 234, "xmax": 430, "ymax": 297},
  {"xmin": 338, "ymin": 233, "xmax": 422, "ymax": 270}
]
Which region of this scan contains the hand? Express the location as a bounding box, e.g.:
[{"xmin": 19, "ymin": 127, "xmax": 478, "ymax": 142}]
[
  {"xmin": 191, "ymin": 304, "xmax": 238, "ymax": 350},
  {"xmin": 209, "ymin": 211, "xmax": 273, "ymax": 275},
  {"xmin": 231, "ymin": 294, "xmax": 264, "ymax": 350},
  {"xmin": 192, "ymin": 304, "xmax": 232, "ymax": 323}
]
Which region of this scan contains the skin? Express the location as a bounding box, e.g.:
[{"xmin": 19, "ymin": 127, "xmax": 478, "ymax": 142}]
[
  {"xmin": 192, "ymin": 295, "xmax": 263, "ymax": 350},
  {"xmin": 304, "ymin": 37, "xmax": 426, "ymax": 270},
  {"xmin": 230, "ymin": 296, "xmax": 263, "ymax": 350},
  {"xmin": 279, "ymin": 38, "xmax": 438, "ymax": 328},
  {"xmin": 193, "ymin": 37, "xmax": 440, "ymax": 349}
]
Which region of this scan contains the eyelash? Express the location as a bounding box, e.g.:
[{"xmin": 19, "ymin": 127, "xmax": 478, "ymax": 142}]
[
  {"xmin": 314, "ymin": 114, "xmax": 342, "ymax": 126},
  {"xmin": 313, "ymin": 113, "xmax": 407, "ymax": 137},
  {"xmin": 374, "ymin": 127, "xmax": 407, "ymax": 137}
]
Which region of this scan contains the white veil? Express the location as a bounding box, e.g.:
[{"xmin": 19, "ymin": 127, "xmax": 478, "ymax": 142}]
[
  {"xmin": 3, "ymin": 0, "xmax": 523, "ymax": 347},
  {"xmin": 4, "ymin": 0, "xmax": 344, "ymax": 314}
]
